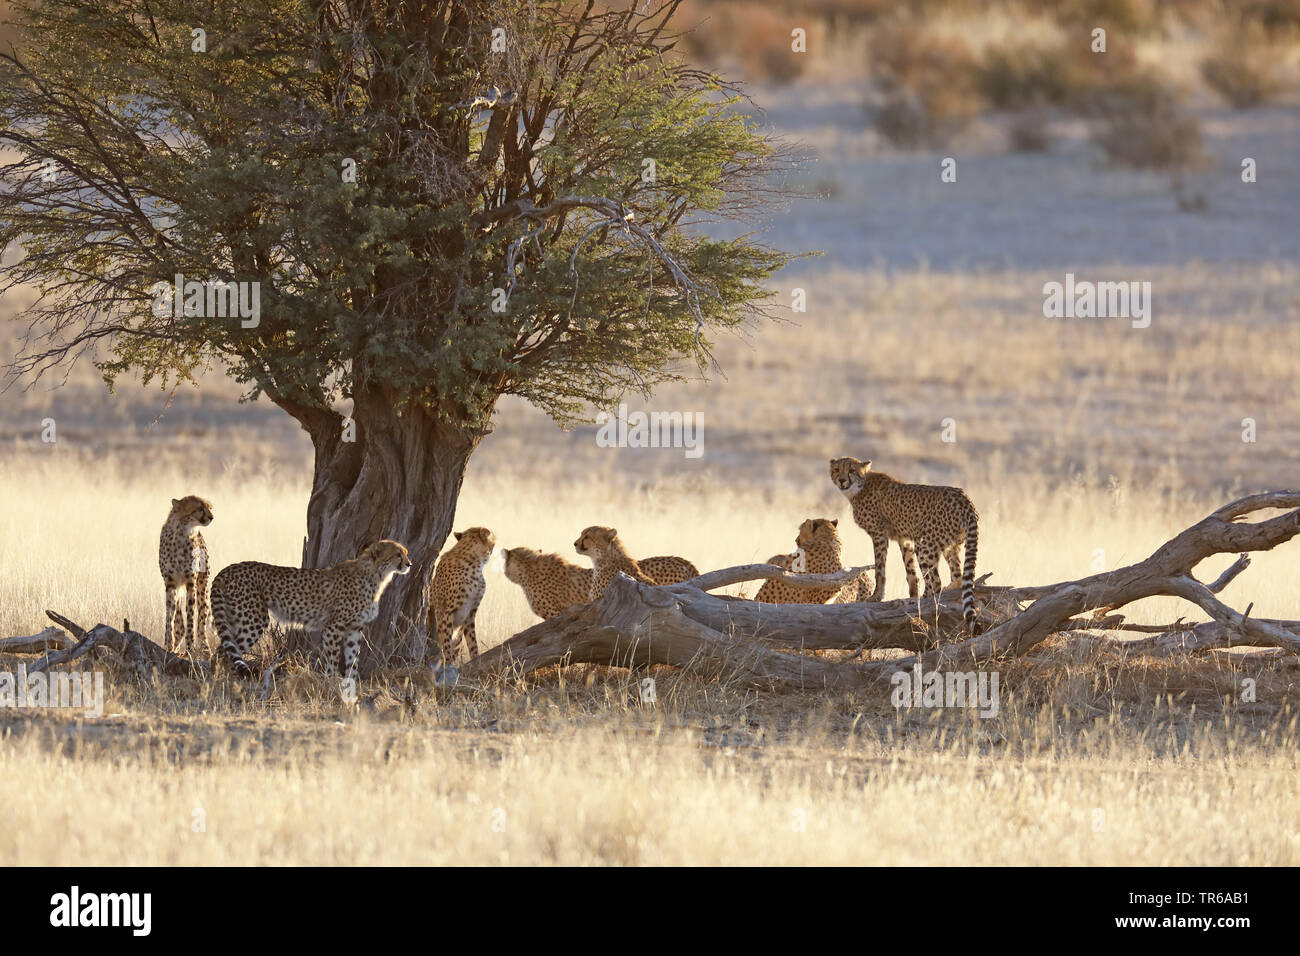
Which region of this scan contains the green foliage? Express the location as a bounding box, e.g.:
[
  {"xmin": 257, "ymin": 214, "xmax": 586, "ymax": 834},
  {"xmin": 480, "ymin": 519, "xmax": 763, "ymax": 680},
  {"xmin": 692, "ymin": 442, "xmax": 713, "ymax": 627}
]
[{"xmin": 0, "ymin": 0, "xmax": 791, "ymax": 429}]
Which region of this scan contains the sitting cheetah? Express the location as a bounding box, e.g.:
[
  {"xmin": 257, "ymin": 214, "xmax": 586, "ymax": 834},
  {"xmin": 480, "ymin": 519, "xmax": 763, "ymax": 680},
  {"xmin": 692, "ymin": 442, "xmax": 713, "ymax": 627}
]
[
  {"xmin": 831, "ymin": 569, "xmax": 875, "ymax": 604},
  {"xmin": 574, "ymin": 526, "xmax": 698, "ymax": 600},
  {"xmin": 830, "ymin": 456, "xmax": 979, "ymax": 633},
  {"xmin": 427, "ymin": 527, "xmax": 496, "ymax": 668},
  {"xmin": 638, "ymin": 554, "xmax": 701, "ymax": 585},
  {"xmin": 159, "ymin": 495, "xmax": 214, "ymax": 657},
  {"xmin": 754, "ymin": 518, "xmax": 849, "ymax": 604},
  {"xmin": 503, "ymin": 547, "xmax": 591, "ymax": 620},
  {"xmin": 210, "ymin": 540, "xmax": 411, "ymax": 699}
]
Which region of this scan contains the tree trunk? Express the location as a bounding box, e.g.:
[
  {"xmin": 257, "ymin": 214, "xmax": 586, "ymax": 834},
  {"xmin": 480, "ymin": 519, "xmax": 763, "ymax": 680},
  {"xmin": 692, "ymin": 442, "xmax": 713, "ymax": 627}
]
[{"xmin": 296, "ymin": 384, "xmax": 486, "ymax": 669}]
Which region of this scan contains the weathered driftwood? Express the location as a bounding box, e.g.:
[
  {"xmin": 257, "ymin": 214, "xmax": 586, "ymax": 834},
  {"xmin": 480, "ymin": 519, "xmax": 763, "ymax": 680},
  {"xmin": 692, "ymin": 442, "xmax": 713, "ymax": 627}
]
[
  {"xmin": 22, "ymin": 611, "xmax": 211, "ymax": 680},
  {"xmin": 0, "ymin": 626, "xmax": 73, "ymax": 654},
  {"xmin": 460, "ymin": 491, "xmax": 1300, "ymax": 690}
]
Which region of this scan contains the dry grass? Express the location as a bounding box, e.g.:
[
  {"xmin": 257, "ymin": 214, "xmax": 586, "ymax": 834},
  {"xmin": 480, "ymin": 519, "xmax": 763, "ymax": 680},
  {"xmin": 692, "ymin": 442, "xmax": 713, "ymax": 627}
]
[
  {"xmin": 1, "ymin": 457, "xmax": 1298, "ymax": 865},
  {"xmin": 1, "ymin": 707, "xmax": 1297, "ymax": 865}
]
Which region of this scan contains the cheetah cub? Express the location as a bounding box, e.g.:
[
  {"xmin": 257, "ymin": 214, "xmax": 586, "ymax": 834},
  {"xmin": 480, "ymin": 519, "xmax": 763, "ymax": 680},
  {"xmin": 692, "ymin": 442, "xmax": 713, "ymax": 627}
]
[
  {"xmin": 427, "ymin": 527, "xmax": 496, "ymax": 668},
  {"xmin": 159, "ymin": 495, "xmax": 214, "ymax": 657},
  {"xmin": 211, "ymin": 540, "xmax": 411, "ymax": 700},
  {"xmin": 503, "ymin": 547, "xmax": 591, "ymax": 620},
  {"xmin": 755, "ymin": 518, "xmax": 847, "ymax": 604},
  {"xmin": 638, "ymin": 554, "xmax": 700, "ymax": 585},
  {"xmin": 830, "ymin": 456, "xmax": 979, "ymax": 633},
  {"xmin": 574, "ymin": 526, "xmax": 700, "ymax": 600},
  {"xmin": 764, "ymin": 549, "xmax": 869, "ymax": 604}
]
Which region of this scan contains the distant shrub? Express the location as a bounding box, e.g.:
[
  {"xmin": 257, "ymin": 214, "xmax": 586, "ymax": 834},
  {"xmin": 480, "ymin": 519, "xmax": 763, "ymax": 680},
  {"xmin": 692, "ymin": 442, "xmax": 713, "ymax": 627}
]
[
  {"xmin": 1201, "ymin": 31, "xmax": 1285, "ymax": 108},
  {"xmin": 1083, "ymin": 72, "xmax": 1206, "ymax": 169},
  {"xmin": 1008, "ymin": 105, "xmax": 1054, "ymax": 152},
  {"xmin": 1054, "ymin": 0, "xmax": 1157, "ymax": 32},
  {"xmin": 978, "ymin": 37, "xmax": 1142, "ymax": 113},
  {"xmin": 868, "ymin": 23, "xmax": 983, "ymax": 146},
  {"xmin": 760, "ymin": 43, "xmax": 806, "ymax": 85},
  {"xmin": 979, "ymin": 44, "xmax": 1067, "ymax": 109},
  {"xmin": 1242, "ymin": 0, "xmax": 1300, "ymax": 31}
]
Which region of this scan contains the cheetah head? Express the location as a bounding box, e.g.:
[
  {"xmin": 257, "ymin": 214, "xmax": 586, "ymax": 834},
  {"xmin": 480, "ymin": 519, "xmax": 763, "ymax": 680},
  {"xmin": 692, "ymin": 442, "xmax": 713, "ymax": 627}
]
[
  {"xmin": 361, "ymin": 540, "xmax": 412, "ymax": 575},
  {"xmin": 502, "ymin": 546, "xmax": 539, "ymax": 583},
  {"xmin": 796, "ymin": 517, "xmax": 839, "ymax": 550},
  {"xmin": 171, "ymin": 495, "xmax": 214, "ymax": 527},
  {"xmin": 574, "ymin": 526, "xmax": 617, "ymax": 558},
  {"xmin": 829, "ymin": 457, "xmax": 871, "ymax": 496},
  {"xmin": 453, "ymin": 527, "xmax": 496, "ymax": 564}
]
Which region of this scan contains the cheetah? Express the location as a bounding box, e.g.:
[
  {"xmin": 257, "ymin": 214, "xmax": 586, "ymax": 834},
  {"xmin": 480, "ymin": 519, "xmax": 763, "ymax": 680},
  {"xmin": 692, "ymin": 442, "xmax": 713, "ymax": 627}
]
[
  {"xmin": 427, "ymin": 527, "xmax": 495, "ymax": 668},
  {"xmin": 830, "ymin": 456, "xmax": 979, "ymax": 633},
  {"xmin": 754, "ymin": 518, "xmax": 848, "ymax": 604},
  {"xmin": 210, "ymin": 540, "xmax": 411, "ymax": 699},
  {"xmin": 503, "ymin": 547, "xmax": 591, "ymax": 620},
  {"xmin": 574, "ymin": 526, "xmax": 698, "ymax": 600},
  {"xmin": 765, "ymin": 552, "xmax": 799, "ymax": 572},
  {"xmin": 159, "ymin": 495, "xmax": 214, "ymax": 657},
  {"xmin": 638, "ymin": 554, "xmax": 701, "ymax": 585}
]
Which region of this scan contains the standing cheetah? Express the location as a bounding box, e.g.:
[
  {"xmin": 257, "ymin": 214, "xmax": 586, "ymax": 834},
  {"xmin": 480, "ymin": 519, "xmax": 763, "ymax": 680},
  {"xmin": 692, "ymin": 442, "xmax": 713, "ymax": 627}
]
[
  {"xmin": 754, "ymin": 518, "xmax": 848, "ymax": 604},
  {"xmin": 830, "ymin": 456, "xmax": 979, "ymax": 633},
  {"xmin": 159, "ymin": 495, "xmax": 214, "ymax": 657},
  {"xmin": 427, "ymin": 527, "xmax": 495, "ymax": 668},
  {"xmin": 574, "ymin": 526, "xmax": 698, "ymax": 600},
  {"xmin": 210, "ymin": 540, "xmax": 411, "ymax": 700},
  {"xmin": 503, "ymin": 547, "xmax": 591, "ymax": 620}
]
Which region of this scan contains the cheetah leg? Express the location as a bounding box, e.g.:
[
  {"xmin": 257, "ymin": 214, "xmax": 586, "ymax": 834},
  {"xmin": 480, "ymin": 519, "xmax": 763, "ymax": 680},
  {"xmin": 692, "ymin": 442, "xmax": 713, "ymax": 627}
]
[
  {"xmin": 869, "ymin": 534, "xmax": 889, "ymax": 602},
  {"xmin": 182, "ymin": 576, "xmax": 199, "ymax": 658},
  {"xmin": 463, "ymin": 616, "xmax": 478, "ymax": 659},
  {"xmin": 321, "ymin": 624, "xmax": 343, "ymax": 678},
  {"xmin": 943, "ymin": 546, "xmax": 962, "ymax": 592},
  {"xmin": 340, "ymin": 628, "xmax": 362, "ymax": 704},
  {"xmin": 900, "ymin": 540, "xmax": 920, "ymax": 599},
  {"xmin": 918, "ymin": 544, "xmax": 943, "ymax": 599},
  {"xmin": 163, "ymin": 583, "xmax": 180, "ymax": 652},
  {"xmin": 423, "ymin": 603, "xmax": 437, "ymax": 663}
]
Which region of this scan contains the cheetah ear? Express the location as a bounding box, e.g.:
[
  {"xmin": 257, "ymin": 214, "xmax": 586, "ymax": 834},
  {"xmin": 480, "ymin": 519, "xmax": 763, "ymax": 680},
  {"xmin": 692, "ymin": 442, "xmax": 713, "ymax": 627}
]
[
  {"xmin": 831, "ymin": 518, "xmax": 839, "ymax": 528},
  {"xmin": 171, "ymin": 498, "xmax": 180, "ymax": 506},
  {"xmin": 454, "ymin": 531, "xmax": 463, "ymax": 541},
  {"xmin": 863, "ymin": 460, "xmax": 872, "ymax": 471}
]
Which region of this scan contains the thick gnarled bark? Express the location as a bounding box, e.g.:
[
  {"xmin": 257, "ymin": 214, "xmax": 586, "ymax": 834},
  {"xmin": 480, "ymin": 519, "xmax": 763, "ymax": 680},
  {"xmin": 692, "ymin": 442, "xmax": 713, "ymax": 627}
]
[{"xmin": 277, "ymin": 384, "xmax": 486, "ymax": 669}]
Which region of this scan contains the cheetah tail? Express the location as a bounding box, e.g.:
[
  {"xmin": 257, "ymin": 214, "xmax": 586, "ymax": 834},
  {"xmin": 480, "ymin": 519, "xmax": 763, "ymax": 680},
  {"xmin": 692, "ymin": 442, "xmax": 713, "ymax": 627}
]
[{"xmin": 962, "ymin": 523, "xmax": 979, "ymax": 635}]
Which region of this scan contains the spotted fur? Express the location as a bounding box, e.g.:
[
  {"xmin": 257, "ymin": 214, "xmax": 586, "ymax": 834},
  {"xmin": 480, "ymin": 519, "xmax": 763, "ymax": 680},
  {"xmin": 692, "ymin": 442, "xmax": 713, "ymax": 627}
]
[
  {"xmin": 503, "ymin": 547, "xmax": 591, "ymax": 620},
  {"xmin": 830, "ymin": 456, "xmax": 979, "ymax": 633},
  {"xmin": 211, "ymin": 540, "xmax": 411, "ymax": 697},
  {"xmin": 159, "ymin": 495, "xmax": 214, "ymax": 657},
  {"xmin": 427, "ymin": 527, "xmax": 495, "ymax": 667},
  {"xmin": 639, "ymin": 555, "xmax": 701, "ymax": 585},
  {"xmin": 755, "ymin": 518, "xmax": 847, "ymax": 604},
  {"xmin": 574, "ymin": 526, "xmax": 656, "ymax": 599}
]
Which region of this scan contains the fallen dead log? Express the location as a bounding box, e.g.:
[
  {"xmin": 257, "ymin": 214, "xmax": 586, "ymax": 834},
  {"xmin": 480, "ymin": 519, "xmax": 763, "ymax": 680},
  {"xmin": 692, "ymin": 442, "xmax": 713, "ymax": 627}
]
[
  {"xmin": 21, "ymin": 611, "xmax": 212, "ymax": 680},
  {"xmin": 461, "ymin": 490, "xmax": 1300, "ymax": 691},
  {"xmin": 0, "ymin": 626, "xmax": 73, "ymax": 654}
]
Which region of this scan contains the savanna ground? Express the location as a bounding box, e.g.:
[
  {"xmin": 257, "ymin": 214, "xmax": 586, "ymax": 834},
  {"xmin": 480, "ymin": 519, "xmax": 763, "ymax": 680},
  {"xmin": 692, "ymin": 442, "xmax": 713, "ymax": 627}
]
[{"xmin": 2, "ymin": 1, "xmax": 1299, "ymax": 864}]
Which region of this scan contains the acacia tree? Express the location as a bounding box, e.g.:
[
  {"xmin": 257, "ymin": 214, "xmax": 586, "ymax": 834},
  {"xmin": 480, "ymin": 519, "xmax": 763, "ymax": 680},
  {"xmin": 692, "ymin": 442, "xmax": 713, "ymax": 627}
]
[{"xmin": 0, "ymin": 0, "xmax": 792, "ymax": 653}]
